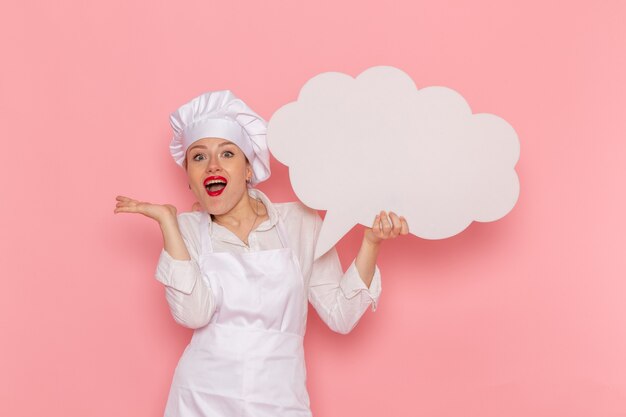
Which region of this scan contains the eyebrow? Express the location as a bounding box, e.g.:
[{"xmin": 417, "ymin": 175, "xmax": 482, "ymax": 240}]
[{"xmin": 187, "ymin": 142, "xmax": 235, "ymax": 152}]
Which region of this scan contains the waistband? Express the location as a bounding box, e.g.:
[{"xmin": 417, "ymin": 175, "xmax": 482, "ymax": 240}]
[{"xmin": 191, "ymin": 323, "xmax": 304, "ymax": 358}]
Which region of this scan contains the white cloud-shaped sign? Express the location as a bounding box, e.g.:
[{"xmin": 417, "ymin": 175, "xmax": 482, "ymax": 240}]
[{"xmin": 267, "ymin": 66, "xmax": 520, "ymax": 258}]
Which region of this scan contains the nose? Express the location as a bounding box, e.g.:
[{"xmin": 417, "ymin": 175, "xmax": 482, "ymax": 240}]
[{"xmin": 205, "ymin": 155, "xmax": 222, "ymax": 173}]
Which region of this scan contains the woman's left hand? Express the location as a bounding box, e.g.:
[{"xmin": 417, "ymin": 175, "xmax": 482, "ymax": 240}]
[{"xmin": 364, "ymin": 211, "xmax": 409, "ymax": 245}]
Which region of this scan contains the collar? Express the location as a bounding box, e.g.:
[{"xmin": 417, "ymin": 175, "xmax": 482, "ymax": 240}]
[{"xmin": 206, "ymin": 187, "xmax": 279, "ymax": 237}]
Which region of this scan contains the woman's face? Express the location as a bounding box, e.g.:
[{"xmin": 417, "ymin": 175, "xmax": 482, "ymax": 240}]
[{"xmin": 185, "ymin": 137, "xmax": 252, "ymax": 215}]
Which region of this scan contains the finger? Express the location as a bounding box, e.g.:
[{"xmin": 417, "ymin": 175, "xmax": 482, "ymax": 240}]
[
  {"xmin": 116, "ymin": 195, "xmax": 132, "ymax": 202},
  {"xmin": 371, "ymin": 214, "xmax": 384, "ymax": 238},
  {"xmin": 380, "ymin": 211, "xmax": 392, "ymax": 237},
  {"xmin": 117, "ymin": 197, "xmax": 140, "ymax": 208},
  {"xmin": 376, "ymin": 211, "xmax": 385, "ymax": 237},
  {"xmin": 115, "ymin": 203, "xmax": 140, "ymax": 212},
  {"xmin": 400, "ymin": 216, "xmax": 409, "ymax": 234},
  {"xmin": 372, "ymin": 214, "xmax": 380, "ymax": 230},
  {"xmin": 116, "ymin": 199, "xmax": 136, "ymax": 208},
  {"xmin": 388, "ymin": 212, "xmax": 402, "ymax": 237},
  {"xmin": 114, "ymin": 206, "xmax": 135, "ymax": 214}
]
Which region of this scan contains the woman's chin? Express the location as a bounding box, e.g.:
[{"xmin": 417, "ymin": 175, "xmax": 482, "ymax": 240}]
[{"xmin": 205, "ymin": 202, "xmax": 231, "ymax": 216}]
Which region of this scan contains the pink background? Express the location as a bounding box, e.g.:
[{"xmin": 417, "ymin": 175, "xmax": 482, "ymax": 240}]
[{"xmin": 1, "ymin": 0, "xmax": 625, "ymax": 416}]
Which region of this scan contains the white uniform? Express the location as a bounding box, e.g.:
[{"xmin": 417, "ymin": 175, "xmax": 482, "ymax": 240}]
[{"xmin": 155, "ymin": 189, "xmax": 381, "ymax": 416}]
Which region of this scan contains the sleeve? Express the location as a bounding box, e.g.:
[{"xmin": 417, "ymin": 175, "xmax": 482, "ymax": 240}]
[
  {"xmin": 307, "ymin": 212, "xmax": 382, "ymax": 335},
  {"xmin": 154, "ymin": 215, "xmax": 216, "ymax": 329}
]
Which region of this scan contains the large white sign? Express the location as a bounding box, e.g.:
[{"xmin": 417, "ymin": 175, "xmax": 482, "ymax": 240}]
[{"xmin": 267, "ymin": 66, "xmax": 520, "ymax": 258}]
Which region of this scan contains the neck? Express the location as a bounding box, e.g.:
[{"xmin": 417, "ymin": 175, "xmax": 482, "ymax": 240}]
[{"xmin": 212, "ymin": 189, "xmax": 258, "ymax": 227}]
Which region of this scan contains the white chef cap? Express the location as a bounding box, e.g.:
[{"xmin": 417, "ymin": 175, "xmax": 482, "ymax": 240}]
[{"xmin": 169, "ymin": 90, "xmax": 271, "ymax": 185}]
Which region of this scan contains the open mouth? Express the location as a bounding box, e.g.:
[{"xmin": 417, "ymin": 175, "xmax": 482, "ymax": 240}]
[{"xmin": 203, "ymin": 176, "xmax": 228, "ymax": 196}]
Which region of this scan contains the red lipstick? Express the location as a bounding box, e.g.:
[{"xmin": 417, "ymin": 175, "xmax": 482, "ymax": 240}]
[{"xmin": 203, "ymin": 175, "xmax": 228, "ymax": 197}]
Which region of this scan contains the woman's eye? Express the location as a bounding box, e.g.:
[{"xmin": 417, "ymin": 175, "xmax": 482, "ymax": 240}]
[
  {"xmin": 222, "ymin": 150, "xmax": 234, "ymax": 158},
  {"xmin": 192, "ymin": 153, "xmax": 205, "ymax": 161}
]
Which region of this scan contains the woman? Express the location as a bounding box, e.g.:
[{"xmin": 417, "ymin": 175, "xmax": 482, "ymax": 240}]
[{"xmin": 114, "ymin": 90, "xmax": 408, "ymax": 416}]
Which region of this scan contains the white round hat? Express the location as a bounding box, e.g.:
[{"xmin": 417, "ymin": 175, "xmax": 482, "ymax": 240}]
[{"xmin": 169, "ymin": 90, "xmax": 271, "ymax": 185}]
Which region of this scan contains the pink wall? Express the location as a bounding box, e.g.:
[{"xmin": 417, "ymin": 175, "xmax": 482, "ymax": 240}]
[{"xmin": 1, "ymin": 1, "xmax": 625, "ymax": 416}]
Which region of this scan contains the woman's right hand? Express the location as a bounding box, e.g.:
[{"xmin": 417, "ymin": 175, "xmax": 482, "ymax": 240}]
[{"xmin": 114, "ymin": 195, "xmax": 177, "ymax": 224}]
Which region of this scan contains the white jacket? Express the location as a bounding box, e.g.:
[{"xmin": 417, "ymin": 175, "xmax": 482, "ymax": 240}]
[{"xmin": 155, "ymin": 188, "xmax": 381, "ymax": 334}]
